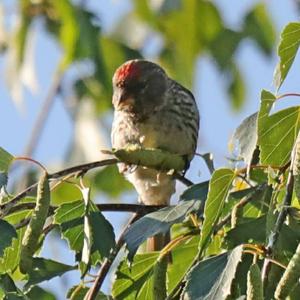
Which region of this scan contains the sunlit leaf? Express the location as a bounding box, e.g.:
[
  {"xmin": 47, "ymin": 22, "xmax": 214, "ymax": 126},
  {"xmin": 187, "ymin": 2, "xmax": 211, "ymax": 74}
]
[
  {"xmin": 274, "ymin": 22, "xmax": 300, "ymax": 89},
  {"xmin": 258, "ymin": 91, "xmax": 300, "ymax": 166},
  {"xmin": 199, "ymin": 168, "xmax": 235, "ymax": 251},
  {"xmin": 0, "ymin": 147, "xmax": 14, "ymax": 173}
]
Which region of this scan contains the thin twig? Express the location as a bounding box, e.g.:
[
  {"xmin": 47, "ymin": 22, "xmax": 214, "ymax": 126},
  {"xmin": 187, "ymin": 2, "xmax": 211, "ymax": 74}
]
[
  {"xmin": 261, "ymin": 169, "xmax": 294, "ymax": 285},
  {"xmin": 85, "ymin": 213, "xmax": 140, "ymax": 300},
  {"xmin": 24, "ymin": 71, "xmax": 63, "ymax": 157}
]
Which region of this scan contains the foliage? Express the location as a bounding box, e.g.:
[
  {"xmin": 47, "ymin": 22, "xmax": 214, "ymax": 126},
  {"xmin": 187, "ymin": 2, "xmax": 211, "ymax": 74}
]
[{"xmin": 2, "ymin": 1, "xmax": 300, "ymax": 299}]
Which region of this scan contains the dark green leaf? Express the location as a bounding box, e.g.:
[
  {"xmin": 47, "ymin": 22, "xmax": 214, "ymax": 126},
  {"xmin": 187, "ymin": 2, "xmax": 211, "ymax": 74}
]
[
  {"xmin": 124, "ymin": 200, "xmax": 201, "ymax": 261},
  {"xmin": 275, "ymin": 22, "xmax": 300, "ymax": 89},
  {"xmin": 0, "ymin": 274, "xmax": 18, "ymax": 293},
  {"xmin": 199, "ymin": 168, "xmax": 235, "ymax": 250},
  {"xmin": 182, "ymin": 246, "xmax": 243, "ymax": 300},
  {"xmin": 0, "ymin": 220, "xmax": 17, "ymax": 258},
  {"xmin": 224, "ymin": 216, "xmax": 266, "ymax": 249},
  {"xmin": 25, "ymin": 286, "xmax": 56, "ymax": 300},
  {"xmin": 25, "ymin": 258, "xmax": 76, "ymax": 290},
  {"xmin": 89, "ymin": 211, "xmax": 115, "ymax": 260}
]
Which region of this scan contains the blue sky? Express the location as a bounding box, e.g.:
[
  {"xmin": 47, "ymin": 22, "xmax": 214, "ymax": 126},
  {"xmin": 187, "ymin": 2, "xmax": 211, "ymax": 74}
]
[{"xmin": 1, "ymin": 0, "xmax": 300, "ymax": 298}]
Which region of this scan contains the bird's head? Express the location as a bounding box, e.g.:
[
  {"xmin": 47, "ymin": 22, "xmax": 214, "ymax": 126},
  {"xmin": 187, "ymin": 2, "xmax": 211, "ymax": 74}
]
[{"xmin": 112, "ymin": 60, "xmax": 168, "ymax": 115}]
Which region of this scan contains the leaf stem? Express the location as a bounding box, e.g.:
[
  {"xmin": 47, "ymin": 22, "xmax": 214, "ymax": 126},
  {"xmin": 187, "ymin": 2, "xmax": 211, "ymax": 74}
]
[{"xmin": 14, "ymin": 156, "xmax": 47, "ymax": 172}]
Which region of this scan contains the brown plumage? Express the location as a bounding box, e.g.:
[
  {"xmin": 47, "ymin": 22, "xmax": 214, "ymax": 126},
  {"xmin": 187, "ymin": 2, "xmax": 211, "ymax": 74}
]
[{"xmin": 111, "ymin": 59, "xmax": 199, "ymax": 251}]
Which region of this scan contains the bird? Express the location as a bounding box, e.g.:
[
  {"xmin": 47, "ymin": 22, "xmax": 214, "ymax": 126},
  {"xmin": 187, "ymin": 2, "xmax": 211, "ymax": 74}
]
[{"xmin": 111, "ymin": 59, "xmax": 199, "ymax": 251}]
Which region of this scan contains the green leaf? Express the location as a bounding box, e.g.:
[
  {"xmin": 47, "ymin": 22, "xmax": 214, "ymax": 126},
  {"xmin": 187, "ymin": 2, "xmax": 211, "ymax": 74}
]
[
  {"xmin": 199, "ymin": 168, "xmax": 235, "ymax": 251},
  {"xmin": 182, "ymin": 245, "xmax": 243, "ymax": 300},
  {"xmin": 0, "ymin": 227, "xmax": 26, "ymax": 274},
  {"xmin": 0, "ymin": 220, "xmax": 17, "ymax": 258},
  {"xmin": 53, "ymin": 200, "xmax": 85, "ymax": 224},
  {"xmin": 112, "ymin": 253, "xmax": 158, "ymax": 300},
  {"xmin": 0, "ymin": 147, "xmax": 14, "ymax": 173},
  {"xmin": 230, "ymin": 112, "xmax": 258, "ymax": 164},
  {"xmin": 275, "ymin": 22, "xmax": 300, "ymax": 89},
  {"xmin": 25, "ymin": 286, "xmax": 56, "ymax": 300},
  {"xmin": 89, "ymin": 211, "xmax": 115, "ymax": 260},
  {"xmin": 258, "ymin": 91, "xmax": 300, "ymax": 166},
  {"xmin": 0, "ymin": 274, "xmax": 19, "ymax": 294},
  {"xmin": 167, "ymin": 236, "xmax": 199, "ymax": 293},
  {"xmin": 224, "ymin": 216, "xmax": 267, "ymax": 249},
  {"xmin": 243, "ymin": 3, "xmax": 275, "ymax": 56},
  {"xmin": 180, "ymin": 181, "xmax": 209, "ymax": 203},
  {"xmin": 124, "ymin": 200, "xmax": 201, "ymax": 261},
  {"xmin": 67, "ymin": 284, "xmax": 109, "ymax": 299},
  {"xmin": 93, "ymin": 166, "xmax": 132, "ymax": 197},
  {"xmin": 228, "ymin": 63, "xmax": 246, "ymax": 111},
  {"xmin": 51, "ymin": 0, "xmax": 79, "ymax": 70},
  {"xmin": 54, "ymin": 199, "xmax": 115, "ymax": 263},
  {"xmin": 25, "ymin": 258, "xmax": 76, "ymax": 290},
  {"xmin": 14, "ymin": 1, "xmax": 32, "ymax": 67}
]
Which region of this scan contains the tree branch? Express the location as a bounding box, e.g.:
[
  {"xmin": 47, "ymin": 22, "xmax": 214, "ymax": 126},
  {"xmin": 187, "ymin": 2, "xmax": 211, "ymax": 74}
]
[
  {"xmin": 0, "ymin": 159, "xmax": 118, "ymax": 216},
  {"xmin": 0, "ymin": 158, "xmax": 192, "ymax": 216},
  {"xmin": 85, "ymin": 213, "xmax": 140, "ymax": 300}
]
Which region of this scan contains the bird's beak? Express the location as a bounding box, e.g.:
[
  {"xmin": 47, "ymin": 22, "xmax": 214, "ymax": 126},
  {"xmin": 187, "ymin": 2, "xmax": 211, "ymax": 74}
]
[{"xmin": 114, "ymin": 89, "xmax": 134, "ymax": 109}]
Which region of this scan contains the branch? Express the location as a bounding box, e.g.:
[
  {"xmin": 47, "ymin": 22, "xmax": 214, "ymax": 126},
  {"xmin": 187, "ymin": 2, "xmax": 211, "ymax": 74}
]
[
  {"xmin": 0, "ymin": 159, "xmax": 118, "ymax": 216},
  {"xmin": 8, "ymin": 202, "xmax": 167, "ymax": 215},
  {"xmin": 85, "ymin": 213, "xmax": 140, "ymax": 300},
  {"xmin": 0, "ymin": 158, "xmax": 192, "ymax": 216},
  {"xmin": 261, "ymin": 169, "xmax": 294, "ymax": 285},
  {"xmin": 24, "ymin": 71, "xmax": 63, "ymax": 157}
]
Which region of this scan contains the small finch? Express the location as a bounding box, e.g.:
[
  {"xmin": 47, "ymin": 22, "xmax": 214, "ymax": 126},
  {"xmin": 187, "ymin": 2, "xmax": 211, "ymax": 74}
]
[{"xmin": 111, "ymin": 59, "xmax": 199, "ymax": 251}]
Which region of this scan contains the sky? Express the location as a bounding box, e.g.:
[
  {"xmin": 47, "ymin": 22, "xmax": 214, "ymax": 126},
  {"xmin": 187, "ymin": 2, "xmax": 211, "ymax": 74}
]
[{"xmin": 1, "ymin": 0, "xmax": 300, "ymax": 298}]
